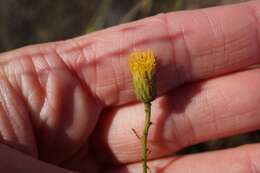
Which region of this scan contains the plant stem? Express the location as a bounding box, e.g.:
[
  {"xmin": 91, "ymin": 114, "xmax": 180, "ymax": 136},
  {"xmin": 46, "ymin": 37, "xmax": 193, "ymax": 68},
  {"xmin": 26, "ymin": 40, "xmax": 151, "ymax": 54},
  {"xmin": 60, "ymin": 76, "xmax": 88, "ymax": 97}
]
[{"xmin": 142, "ymin": 102, "xmax": 151, "ymax": 173}]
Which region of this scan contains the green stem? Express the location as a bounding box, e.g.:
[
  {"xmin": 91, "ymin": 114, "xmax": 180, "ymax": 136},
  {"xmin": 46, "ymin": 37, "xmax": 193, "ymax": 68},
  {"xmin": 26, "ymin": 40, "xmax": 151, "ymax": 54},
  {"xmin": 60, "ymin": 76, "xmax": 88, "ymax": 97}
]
[{"xmin": 142, "ymin": 102, "xmax": 151, "ymax": 173}]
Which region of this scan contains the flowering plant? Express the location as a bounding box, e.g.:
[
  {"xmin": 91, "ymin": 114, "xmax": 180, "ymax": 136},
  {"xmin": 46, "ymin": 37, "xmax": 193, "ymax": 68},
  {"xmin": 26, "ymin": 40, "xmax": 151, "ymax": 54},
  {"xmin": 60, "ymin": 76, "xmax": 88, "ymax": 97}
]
[{"xmin": 128, "ymin": 50, "xmax": 157, "ymax": 173}]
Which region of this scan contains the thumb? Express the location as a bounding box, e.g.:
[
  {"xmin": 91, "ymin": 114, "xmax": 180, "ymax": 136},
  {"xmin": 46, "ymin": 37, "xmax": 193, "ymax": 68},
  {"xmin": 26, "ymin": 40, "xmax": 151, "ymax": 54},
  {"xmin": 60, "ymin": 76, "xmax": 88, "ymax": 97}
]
[{"xmin": 0, "ymin": 143, "xmax": 76, "ymax": 173}]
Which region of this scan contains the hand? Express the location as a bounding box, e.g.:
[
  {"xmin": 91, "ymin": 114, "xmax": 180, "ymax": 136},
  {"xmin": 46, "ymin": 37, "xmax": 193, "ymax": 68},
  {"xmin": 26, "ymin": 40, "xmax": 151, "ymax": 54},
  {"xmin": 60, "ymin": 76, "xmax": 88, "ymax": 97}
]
[{"xmin": 0, "ymin": 1, "xmax": 260, "ymax": 172}]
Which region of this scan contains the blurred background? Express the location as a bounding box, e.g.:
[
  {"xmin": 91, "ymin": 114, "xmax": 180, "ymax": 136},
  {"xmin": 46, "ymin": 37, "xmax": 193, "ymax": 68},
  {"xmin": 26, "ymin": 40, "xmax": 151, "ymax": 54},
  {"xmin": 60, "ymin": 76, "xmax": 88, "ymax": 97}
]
[{"xmin": 0, "ymin": 0, "xmax": 258, "ymax": 154}]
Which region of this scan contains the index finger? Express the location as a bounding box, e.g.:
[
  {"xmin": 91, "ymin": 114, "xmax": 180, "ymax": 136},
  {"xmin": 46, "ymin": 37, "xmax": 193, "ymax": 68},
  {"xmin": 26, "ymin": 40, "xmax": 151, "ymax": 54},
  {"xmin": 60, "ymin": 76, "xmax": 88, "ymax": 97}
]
[
  {"xmin": 1, "ymin": 1, "xmax": 260, "ymax": 106},
  {"xmin": 60, "ymin": 0, "xmax": 260, "ymax": 106}
]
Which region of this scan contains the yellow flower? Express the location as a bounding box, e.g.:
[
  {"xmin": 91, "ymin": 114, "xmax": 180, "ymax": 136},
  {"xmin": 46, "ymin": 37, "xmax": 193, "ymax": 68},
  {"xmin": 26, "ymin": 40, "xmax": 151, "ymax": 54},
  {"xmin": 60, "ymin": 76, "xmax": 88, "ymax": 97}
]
[{"xmin": 128, "ymin": 50, "xmax": 156, "ymax": 103}]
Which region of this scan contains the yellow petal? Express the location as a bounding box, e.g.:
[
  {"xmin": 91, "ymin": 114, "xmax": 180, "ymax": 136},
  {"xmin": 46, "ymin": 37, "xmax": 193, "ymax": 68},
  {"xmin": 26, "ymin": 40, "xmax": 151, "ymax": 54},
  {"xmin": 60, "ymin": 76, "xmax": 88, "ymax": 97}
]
[{"xmin": 128, "ymin": 50, "xmax": 156, "ymax": 103}]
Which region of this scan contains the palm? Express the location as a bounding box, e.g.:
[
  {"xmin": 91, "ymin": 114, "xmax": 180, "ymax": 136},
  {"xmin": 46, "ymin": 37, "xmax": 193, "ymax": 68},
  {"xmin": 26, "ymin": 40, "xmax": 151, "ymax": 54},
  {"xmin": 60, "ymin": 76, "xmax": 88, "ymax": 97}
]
[{"xmin": 1, "ymin": 1, "xmax": 260, "ymax": 173}]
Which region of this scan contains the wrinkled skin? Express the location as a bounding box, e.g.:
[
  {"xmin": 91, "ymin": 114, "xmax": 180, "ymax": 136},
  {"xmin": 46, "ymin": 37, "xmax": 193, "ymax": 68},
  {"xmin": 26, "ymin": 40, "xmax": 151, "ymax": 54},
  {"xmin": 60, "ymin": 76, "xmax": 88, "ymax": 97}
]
[{"xmin": 0, "ymin": 1, "xmax": 260, "ymax": 173}]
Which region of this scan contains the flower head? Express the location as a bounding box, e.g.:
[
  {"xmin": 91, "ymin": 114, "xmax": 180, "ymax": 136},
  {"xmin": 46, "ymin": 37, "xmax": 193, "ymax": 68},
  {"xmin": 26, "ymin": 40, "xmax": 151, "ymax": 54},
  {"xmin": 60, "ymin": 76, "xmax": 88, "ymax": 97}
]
[{"xmin": 128, "ymin": 50, "xmax": 156, "ymax": 103}]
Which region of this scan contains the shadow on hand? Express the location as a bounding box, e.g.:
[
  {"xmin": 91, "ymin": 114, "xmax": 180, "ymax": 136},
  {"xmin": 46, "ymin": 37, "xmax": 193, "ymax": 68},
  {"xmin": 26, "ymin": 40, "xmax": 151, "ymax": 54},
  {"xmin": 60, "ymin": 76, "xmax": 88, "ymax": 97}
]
[{"xmin": 87, "ymin": 22, "xmax": 200, "ymax": 173}]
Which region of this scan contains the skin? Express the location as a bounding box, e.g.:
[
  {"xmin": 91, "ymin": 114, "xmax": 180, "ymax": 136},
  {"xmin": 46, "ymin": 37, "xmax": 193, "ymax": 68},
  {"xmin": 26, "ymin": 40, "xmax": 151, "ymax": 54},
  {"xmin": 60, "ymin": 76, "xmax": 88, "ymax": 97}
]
[{"xmin": 0, "ymin": 0, "xmax": 260, "ymax": 172}]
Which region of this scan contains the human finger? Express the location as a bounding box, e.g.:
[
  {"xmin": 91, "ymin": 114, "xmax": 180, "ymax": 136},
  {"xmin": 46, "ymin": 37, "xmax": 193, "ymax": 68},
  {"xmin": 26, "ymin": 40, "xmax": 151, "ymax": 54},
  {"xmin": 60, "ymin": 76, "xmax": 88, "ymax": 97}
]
[
  {"xmin": 0, "ymin": 1, "xmax": 259, "ymax": 107},
  {"xmin": 108, "ymin": 143, "xmax": 260, "ymax": 173},
  {"xmin": 93, "ymin": 68, "xmax": 260, "ymax": 163}
]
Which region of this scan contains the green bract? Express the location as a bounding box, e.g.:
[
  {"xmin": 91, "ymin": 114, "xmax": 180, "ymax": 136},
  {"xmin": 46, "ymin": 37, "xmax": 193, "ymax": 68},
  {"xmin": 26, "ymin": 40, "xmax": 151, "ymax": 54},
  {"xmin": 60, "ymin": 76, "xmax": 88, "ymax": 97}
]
[{"xmin": 128, "ymin": 50, "xmax": 156, "ymax": 103}]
